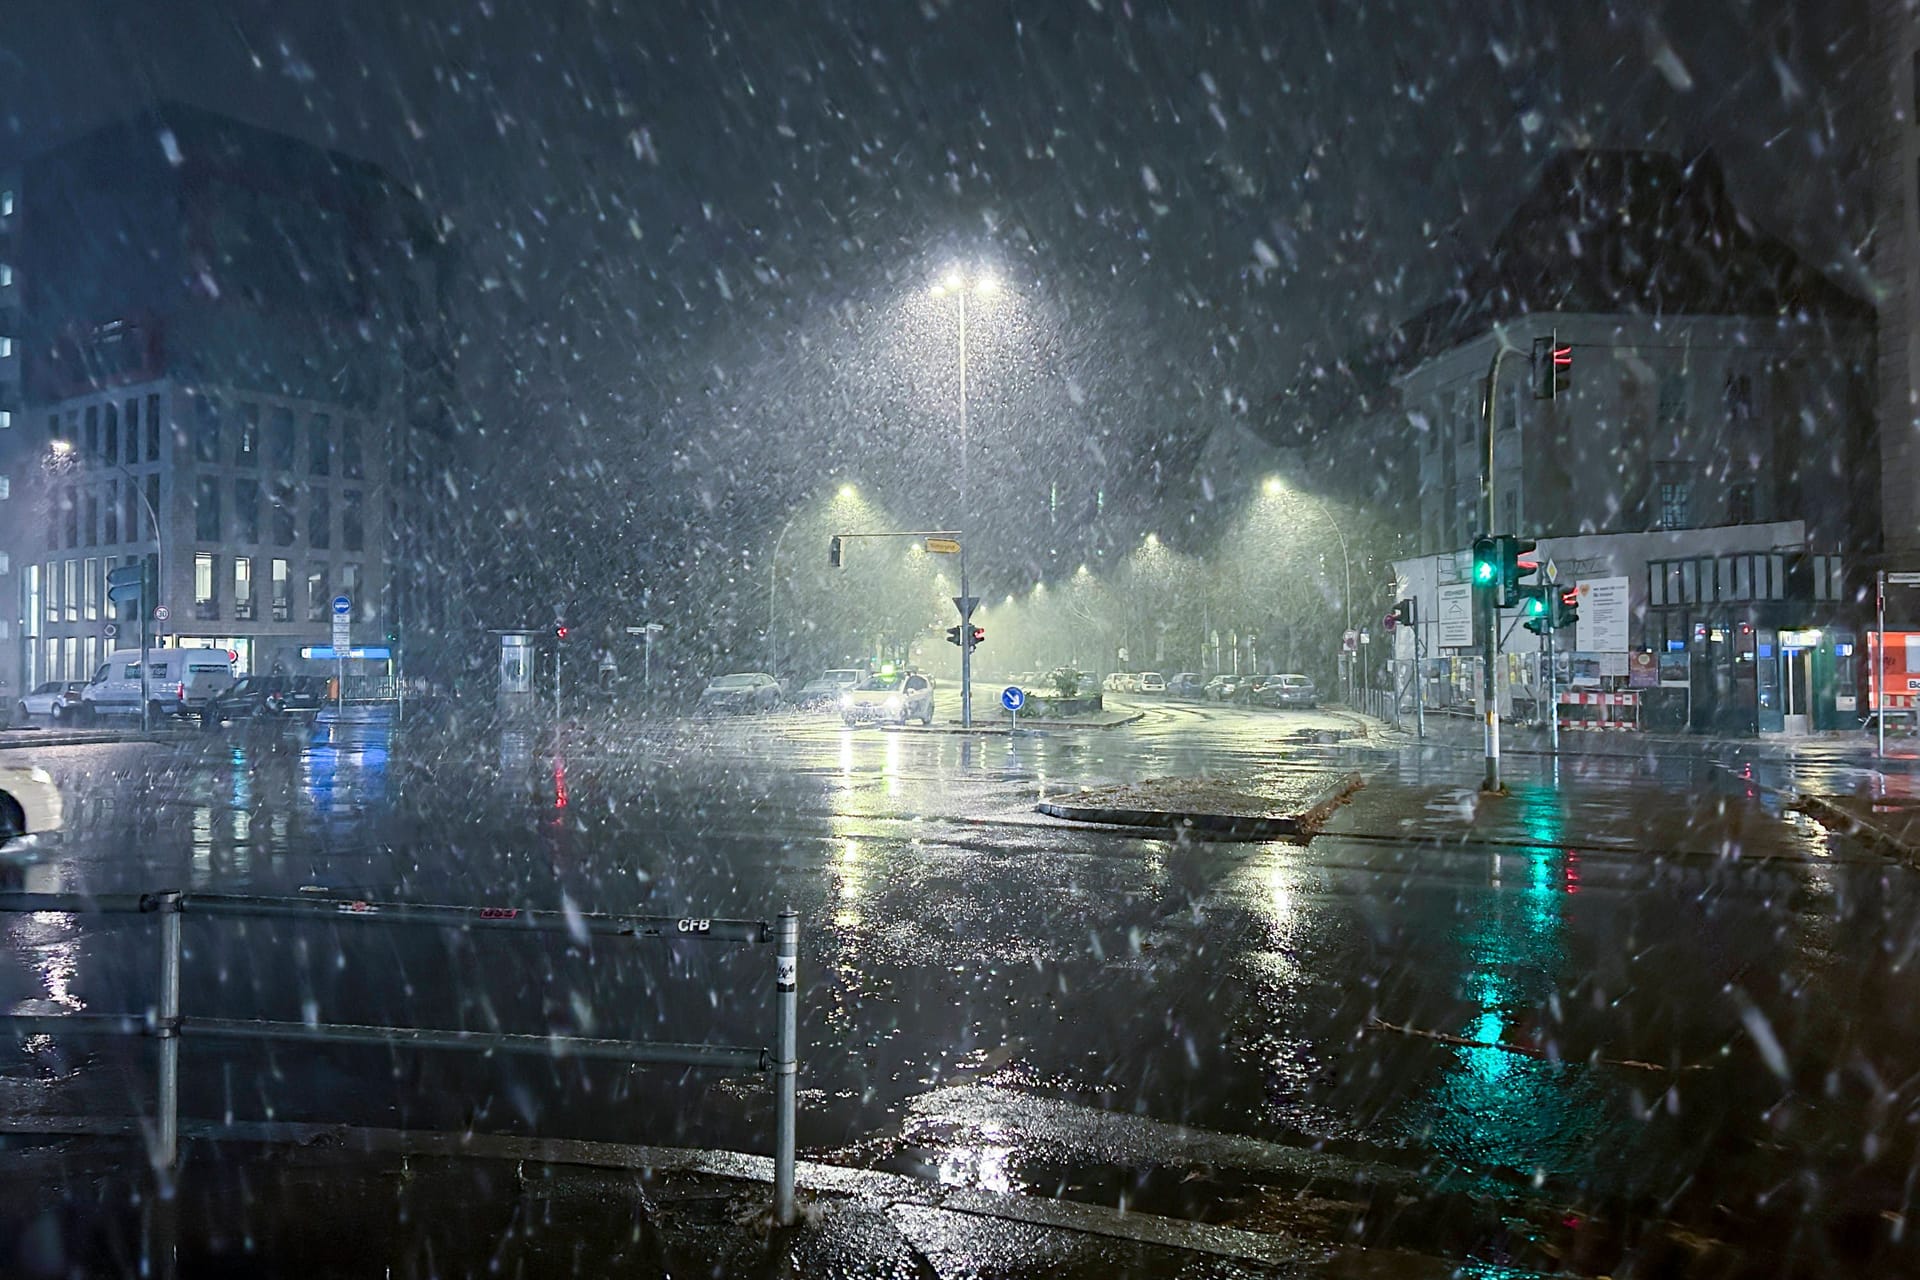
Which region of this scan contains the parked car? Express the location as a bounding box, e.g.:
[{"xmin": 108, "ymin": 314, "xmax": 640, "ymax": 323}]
[
  {"xmin": 0, "ymin": 763, "xmax": 62, "ymax": 847},
  {"xmin": 1137, "ymin": 671, "xmax": 1167, "ymax": 694},
  {"xmin": 1166, "ymin": 672, "xmax": 1207, "ymax": 699},
  {"xmin": 1204, "ymin": 674, "xmax": 1246, "ymax": 702},
  {"xmin": 841, "ymin": 668, "xmax": 935, "ymax": 726},
  {"xmin": 82, "ymin": 648, "xmax": 236, "ymax": 721},
  {"xmin": 794, "ymin": 668, "xmax": 864, "ymax": 709},
  {"xmin": 1101, "ymin": 672, "xmax": 1128, "ymax": 693},
  {"xmin": 696, "ymin": 672, "xmax": 783, "ymax": 715},
  {"xmin": 1253, "ymin": 673, "xmax": 1319, "ymax": 709},
  {"xmin": 16, "ymin": 681, "xmax": 86, "ymax": 725},
  {"xmin": 202, "ymin": 675, "xmax": 328, "ymax": 728}
]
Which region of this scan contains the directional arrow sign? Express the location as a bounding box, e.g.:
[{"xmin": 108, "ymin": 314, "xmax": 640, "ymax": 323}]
[
  {"xmin": 952, "ymin": 595, "xmax": 979, "ymax": 620},
  {"xmin": 925, "ymin": 537, "xmax": 961, "ymax": 555},
  {"xmin": 1889, "ymin": 572, "xmax": 1920, "ymax": 586}
]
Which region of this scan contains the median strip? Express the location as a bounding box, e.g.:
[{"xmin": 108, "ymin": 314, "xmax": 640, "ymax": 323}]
[{"xmin": 1035, "ymin": 770, "xmax": 1364, "ymax": 838}]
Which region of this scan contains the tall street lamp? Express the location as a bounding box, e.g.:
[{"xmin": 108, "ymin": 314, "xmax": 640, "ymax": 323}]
[
  {"xmin": 47, "ymin": 439, "xmax": 164, "ymax": 727},
  {"xmin": 767, "ymin": 483, "xmax": 861, "ymax": 675},
  {"xmin": 928, "ymin": 269, "xmax": 1000, "ymax": 725}
]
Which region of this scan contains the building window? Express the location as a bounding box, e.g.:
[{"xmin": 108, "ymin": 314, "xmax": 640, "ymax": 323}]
[
  {"xmin": 0, "ymin": 190, "xmax": 11, "ymax": 217},
  {"xmin": 271, "ymin": 558, "xmax": 291, "ymax": 622},
  {"xmin": 271, "ymin": 481, "xmax": 296, "ymax": 546},
  {"xmin": 85, "ymin": 404, "xmax": 98, "ymax": 456},
  {"xmin": 341, "ymin": 562, "xmax": 363, "ymax": 618},
  {"xmin": 237, "ymin": 403, "xmax": 259, "ymax": 465},
  {"xmin": 0, "ymin": 476, "xmax": 9, "ymax": 500},
  {"xmin": 193, "ymin": 395, "xmax": 219, "ymax": 463},
  {"xmin": 124, "ymin": 482, "xmax": 140, "ymax": 546},
  {"xmin": 194, "ymin": 553, "xmax": 217, "ymax": 620},
  {"xmin": 234, "ymin": 557, "xmax": 254, "ymax": 621},
  {"xmin": 146, "ymin": 394, "xmax": 161, "ymax": 461},
  {"xmin": 1724, "ymin": 372, "xmax": 1755, "ymax": 422},
  {"xmin": 83, "ymin": 557, "xmax": 97, "ymax": 620},
  {"xmin": 145, "ymin": 476, "xmax": 159, "ymax": 544},
  {"xmin": 234, "ymin": 479, "xmax": 260, "ymax": 543},
  {"xmin": 1659, "ymin": 481, "xmax": 1690, "ymax": 530},
  {"xmin": 104, "ymin": 401, "xmax": 119, "ymax": 463},
  {"xmin": 0, "ymin": 410, "xmax": 11, "ymax": 431},
  {"xmin": 195, "ymin": 476, "xmax": 221, "ymax": 541},
  {"xmin": 0, "ymin": 337, "xmax": 13, "ymax": 358},
  {"xmin": 342, "ymin": 420, "xmax": 363, "ymax": 479},
  {"xmin": 1656, "ymin": 371, "xmax": 1686, "ymax": 425},
  {"xmin": 270, "ymin": 407, "xmax": 297, "ymax": 472},
  {"xmin": 308, "ymin": 488, "xmax": 330, "ymax": 549},
  {"xmin": 124, "ymin": 398, "xmax": 139, "ymax": 463},
  {"xmin": 0, "ymin": 263, "xmax": 12, "ymax": 287},
  {"xmin": 310, "ymin": 414, "xmax": 331, "ymax": 475},
  {"xmin": 105, "ymin": 479, "xmax": 118, "ymax": 543},
  {"xmin": 64, "ymin": 559, "xmax": 78, "ymax": 622},
  {"xmin": 342, "ymin": 489, "xmax": 363, "ymax": 552},
  {"xmin": 84, "ymin": 493, "xmax": 97, "ymax": 547},
  {"xmin": 64, "ymin": 486, "xmax": 78, "ymax": 547},
  {"xmin": 306, "ymin": 566, "xmax": 329, "ymax": 623}
]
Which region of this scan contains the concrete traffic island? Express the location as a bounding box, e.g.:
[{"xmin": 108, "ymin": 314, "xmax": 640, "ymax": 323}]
[{"xmin": 1036, "ymin": 770, "xmax": 1363, "ymax": 838}]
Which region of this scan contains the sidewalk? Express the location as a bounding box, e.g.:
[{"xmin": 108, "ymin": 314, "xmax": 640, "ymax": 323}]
[
  {"xmin": 1351, "ymin": 706, "xmax": 1911, "ymax": 763},
  {"xmin": 0, "ymin": 1129, "xmax": 1475, "ymax": 1278}
]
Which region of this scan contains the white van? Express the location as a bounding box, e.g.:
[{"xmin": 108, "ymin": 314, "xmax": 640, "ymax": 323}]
[{"xmin": 82, "ymin": 648, "xmax": 236, "ymax": 721}]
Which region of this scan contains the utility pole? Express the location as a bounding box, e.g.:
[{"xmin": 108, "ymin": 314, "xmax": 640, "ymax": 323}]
[{"xmin": 1479, "ymin": 337, "xmax": 1513, "ymax": 794}]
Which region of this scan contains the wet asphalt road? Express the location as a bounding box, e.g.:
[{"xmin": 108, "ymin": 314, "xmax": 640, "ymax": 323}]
[{"xmin": 4, "ymin": 700, "xmax": 1920, "ymax": 1273}]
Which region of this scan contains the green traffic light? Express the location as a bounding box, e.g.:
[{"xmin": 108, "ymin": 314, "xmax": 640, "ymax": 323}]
[
  {"xmin": 1474, "ymin": 561, "xmax": 1495, "ymax": 582},
  {"xmin": 1525, "ymin": 598, "xmax": 1545, "ymax": 615}
]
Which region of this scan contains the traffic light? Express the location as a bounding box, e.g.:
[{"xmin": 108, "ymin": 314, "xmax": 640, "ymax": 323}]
[
  {"xmin": 1552, "ymin": 586, "xmax": 1580, "ymax": 631},
  {"xmin": 969, "ymin": 626, "xmax": 985, "ymax": 649},
  {"xmin": 1384, "ymin": 598, "xmax": 1417, "ymax": 631},
  {"xmin": 828, "ymin": 536, "xmax": 844, "ymax": 569},
  {"xmin": 1471, "ymin": 537, "xmax": 1498, "ymax": 599},
  {"xmin": 1497, "ymin": 536, "xmax": 1538, "ymax": 609},
  {"xmin": 556, "ymin": 625, "xmax": 569, "ymax": 640},
  {"xmin": 1520, "ymin": 584, "xmax": 1552, "ymax": 635},
  {"xmin": 1532, "ymin": 332, "xmax": 1572, "ymax": 399},
  {"xmin": 946, "ymin": 625, "xmax": 965, "ymax": 647}
]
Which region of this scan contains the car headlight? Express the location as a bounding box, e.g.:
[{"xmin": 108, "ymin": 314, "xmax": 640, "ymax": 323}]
[
  {"xmin": 27, "ymin": 767, "xmax": 52, "ymax": 785},
  {"xmin": 840, "ymin": 694, "xmax": 855, "ymax": 709},
  {"xmin": 885, "ymin": 695, "xmax": 904, "ymax": 712}
]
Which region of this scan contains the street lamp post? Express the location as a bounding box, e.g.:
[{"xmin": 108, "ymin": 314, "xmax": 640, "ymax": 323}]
[
  {"xmin": 49, "ymin": 442, "xmax": 162, "ymax": 731},
  {"xmin": 929, "ymin": 271, "xmax": 999, "ymax": 726},
  {"xmin": 1261, "ymin": 478, "xmax": 1353, "ymax": 694}
]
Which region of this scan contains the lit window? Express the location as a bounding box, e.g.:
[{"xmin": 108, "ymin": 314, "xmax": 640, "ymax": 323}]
[
  {"xmin": 0, "ymin": 264, "xmax": 12, "ymax": 287},
  {"xmin": 0, "ymin": 337, "xmax": 12, "ymax": 358},
  {"xmin": 0, "ymin": 476, "xmax": 9, "ymax": 501},
  {"xmin": 0, "ymin": 410, "xmax": 12, "ymax": 430},
  {"xmin": 0, "ymin": 191, "xmax": 12, "ymax": 218}
]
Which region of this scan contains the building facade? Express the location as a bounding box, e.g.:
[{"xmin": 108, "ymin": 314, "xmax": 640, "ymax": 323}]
[
  {"xmin": 0, "ymin": 104, "xmax": 455, "ymax": 699},
  {"xmin": 1868, "ymin": 0, "xmax": 1920, "ymax": 561}
]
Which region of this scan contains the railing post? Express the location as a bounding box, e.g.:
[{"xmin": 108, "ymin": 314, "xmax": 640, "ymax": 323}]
[
  {"xmin": 152, "ymin": 890, "xmax": 183, "ymax": 1173},
  {"xmin": 773, "ymin": 908, "xmax": 799, "ymax": 1227}
]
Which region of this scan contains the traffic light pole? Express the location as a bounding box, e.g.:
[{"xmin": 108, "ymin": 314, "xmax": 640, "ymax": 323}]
[
  {"xmin": 1544, "ymin": 609, "xmax": 1558, "ymax": 756},
  {"xmin": 959, "ymin": 542, "xmax": 973, "ymax": 729},
  {"xmin": 1479, "ymin": 339, "xmax": 1516, "ymax": 795}
]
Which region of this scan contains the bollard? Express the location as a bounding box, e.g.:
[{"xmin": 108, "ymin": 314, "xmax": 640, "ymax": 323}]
[
  {"xmin": 772, "ymin": 908, "xmax": 799, "ymax": 1227},
  {"xmin": 152, "ymin": 890, "xmax": 183, "ymax": 1173}
]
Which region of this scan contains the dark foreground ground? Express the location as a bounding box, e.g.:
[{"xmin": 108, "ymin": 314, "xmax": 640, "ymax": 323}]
[{"xmin": 2, "ymin": 699, "xmax": 1917, "ymax": 1276}]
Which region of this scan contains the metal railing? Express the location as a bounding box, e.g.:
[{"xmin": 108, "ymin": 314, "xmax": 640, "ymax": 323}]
[{"xmin": 0, "ymin": 888, "xmax": 803, "ymax": 1225}]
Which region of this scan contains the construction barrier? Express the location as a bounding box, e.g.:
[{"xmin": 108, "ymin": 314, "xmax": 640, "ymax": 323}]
[{"xmin": 1557, "ymin": 689, "xmax": 1639, "ymax": 731}]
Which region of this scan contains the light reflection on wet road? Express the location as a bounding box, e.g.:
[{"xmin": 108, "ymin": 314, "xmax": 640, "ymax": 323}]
[{"xmin": 4, "ymin": 702, "xmax": 1918, "ymax": 1270}]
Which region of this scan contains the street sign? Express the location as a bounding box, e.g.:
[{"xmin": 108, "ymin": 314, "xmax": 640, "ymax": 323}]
[
  {"xmin": 1342, "ymin": 629, "xmax": 1358, "ymax": 653},
  {"xmin": 1544, "ymin": 558, "xmax": 1560, "ymax": 583},
  {"xmin": 103, "ymin": 622, "xmax": 117, "ymax": 640},
  {"xmin": 333, "ymin": 613, "xmax": 352, "ymax": 651},
  {"xmin": 925, "ymin": 537, "xmax": 961, "ymax": 555},
  {"xmin": 1437, "ymin": 583, "xmax": 1475, "ymax": 648},
  {"xmin": 1889, "ymin": 572, "xmax": 1920, "ymax": 586},
  {"xmin": 152, "ymin": 605, "xmax": 169, "ymax": 622},
  {"xmin": 952, "ymin": 595, "xmax": 979, "ymax": 620},
  {"xmin": 1000, "ymin": 686, "xmax": 1025, "ymax": 712},
  {"xmin": 332, "ymin": 595, "xmax": 352, "ymax": 616}
]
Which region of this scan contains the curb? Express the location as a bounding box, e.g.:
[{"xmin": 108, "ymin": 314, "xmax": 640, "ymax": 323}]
[
  {"xmin": 0, "ymin": 730, "xmax": 163, "ymax": 750},
  {"xmin": 1794, "ymin": 793, "xmax": 1920, "ymax": 864},
  {"xmin": 1036, "ymin": 770, "xmax": 1365, "ymax": 838},
  {"xmin": 904, "ymin": 711, "xmax": 1147, "ymax": 736}
]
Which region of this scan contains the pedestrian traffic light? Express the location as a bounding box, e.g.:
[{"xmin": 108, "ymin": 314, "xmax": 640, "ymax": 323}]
[
  {"xmin": 1532, "ymin": 332, "xmax": 1572, "ymax": 399},
  {"xmin": 1471, "ymin": 537, "xmax": 1498, "ymax": 597},
  {"xmin": 1497, "ymin": 536, "xmax": 1538, "ymax": 609},
  {"xmin": 946, "ymin": 625, "xmax": 964, "ymax": 647},
  {"xmin": 1384, "ymin": 598, "xmax": 1417, "ymax": 631},
  {"xmin": 967, "ymin": 626, "xmax": 985, "ymax": 649},
  {"xmin": 828, "ymin": 536, "xmax": 844, "ymax": 569}
]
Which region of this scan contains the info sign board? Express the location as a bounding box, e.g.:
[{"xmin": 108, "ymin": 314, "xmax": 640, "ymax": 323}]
[
  {"xmin": 1575, "ymin": 576, "xmax": 1630, "ymax": 653},
  {"xmin": 1436, "ymin": 583, "xmax": 1475, "ymax": 649}
]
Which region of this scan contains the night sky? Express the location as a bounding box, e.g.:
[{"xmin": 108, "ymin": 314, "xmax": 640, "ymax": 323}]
[{"xmin": 0, "ymin": 0, "xmax": 1876, "ymax": 620}]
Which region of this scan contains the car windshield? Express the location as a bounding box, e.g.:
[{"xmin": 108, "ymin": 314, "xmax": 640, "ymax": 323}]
[{"xmin": 856, "ymin": 672, "xmax": 904, "ymax": 692}]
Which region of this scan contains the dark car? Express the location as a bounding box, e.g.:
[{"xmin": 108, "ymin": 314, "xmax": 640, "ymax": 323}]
[
  {"xmin": 1251, "ymin": 673, "xmax": 1319, "ymax": 709},
  {"xmin": 1166, "ymin": 672, "xmax": 1206, "ymax": 699},
  {"xmin": 202, "ymin": 675, "xmax": 327, "ymax": 728},
  {"xmin": 1204, "ymin": 674, "xmax": 1248, "ymax": 702}
]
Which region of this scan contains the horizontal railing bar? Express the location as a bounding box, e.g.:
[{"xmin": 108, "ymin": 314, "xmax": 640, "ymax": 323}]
[
  {"xmin": 0, "ymin": 890, "xmax": 769, "ymax": 945},
  {"xmin": 186, "ymin": 1017, "xmax": 769, "ymax": 1071}
]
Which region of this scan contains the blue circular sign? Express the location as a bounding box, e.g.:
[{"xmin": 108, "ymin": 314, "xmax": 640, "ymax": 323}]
[
  {"xmin": 332, "ymin": 595, "xmax": 352, "ymax": 615},
  {"xmin": 1000, "ymin": 686, "xmax": 1026, "ymax": 712}
]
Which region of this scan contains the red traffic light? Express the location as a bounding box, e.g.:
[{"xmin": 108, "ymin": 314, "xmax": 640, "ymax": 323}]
[
  {"xmin": 1552, "ymin": 343, "xmax": 1573, "ymax": 368},
  {"xmin": 556, "ymin": 626, "xmax": 569, "ymax": 639}
]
